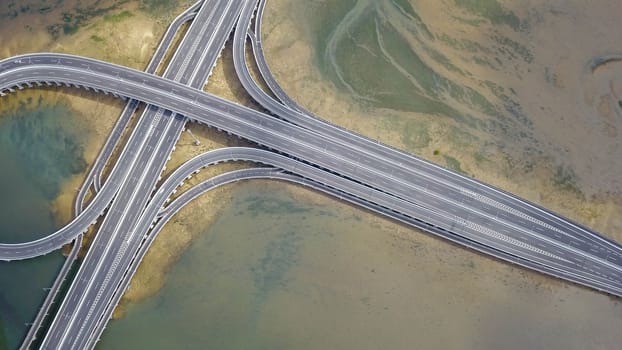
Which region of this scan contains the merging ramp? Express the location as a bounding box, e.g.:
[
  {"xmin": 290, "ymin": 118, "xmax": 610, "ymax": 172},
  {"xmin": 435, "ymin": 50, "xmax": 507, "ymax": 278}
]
[
  {"xmin": 1, "ymin": 52, "xmax": 622, "ymax": 298},
  {"xmin": 38, "ymin": 1, "xmax": 246, "ymax": 349},
  {"xmin": 0, "ymin": 2, "xmax": 621, "ymax": 348}
]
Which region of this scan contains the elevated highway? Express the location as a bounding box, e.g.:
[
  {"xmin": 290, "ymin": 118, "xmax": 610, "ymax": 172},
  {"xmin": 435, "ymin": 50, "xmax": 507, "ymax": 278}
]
[
  {"xmin": 1, "ymin": 2, "xmax": 622, "ymax": 348},
  {"xmin": 1, "ymin": 53, "xmax": 622, "ymax": 298},
  {"xmin": 75, "ymin": 0, "xmax": 203, "ymax": 212},
  {"xmin": 38, "ymin": 1, "xmax": 247, "ymax": 348},
  {"xmin": 235, "ymin": 0, "xmax": 621, "ymax": 259},
  {"xmin": 22, "ymin": 6, "xmax": 208, "ymax": 347}
]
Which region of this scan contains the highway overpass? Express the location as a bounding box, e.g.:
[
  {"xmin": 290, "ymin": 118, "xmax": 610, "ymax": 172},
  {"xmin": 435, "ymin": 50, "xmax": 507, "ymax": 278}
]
[
  {"xmin": 0, "ymin": 1, "xmax": 621, "ymax": 348},
  {"xmin": 1, "ymin": 52, "xmax": 622, "ymax": 297}
]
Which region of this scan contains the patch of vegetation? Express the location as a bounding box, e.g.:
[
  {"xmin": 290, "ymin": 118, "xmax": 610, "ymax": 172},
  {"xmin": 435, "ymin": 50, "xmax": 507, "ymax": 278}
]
[
  {"xmin": 38, "ymin": 6, "xmax": 53, "ymax": 15},
  {"xmin": 473, "ymin": 151, "xmax": 488, "ymax": 163},
  {"xmin": 437, "ymin": 33, "xmax": 488, "ymax": 53},
  {"xmin": 544, "ymin": 67, "xmax": 555, "ymax": 85},
  {"xmin": 103, "ymin": 10, "xmax": 134, "ymax": 23},
  {"xmin": 139, "ymin": 0, "xmax": 176, "ymax": 15},
  {"xmin": 391, "ymin": 0, "xmax": 418, "ymax": 19},
  {"xmin": 308, "ymin": 0, "xmax": 358, "ymax": 68},
  {"xmin": 326, "ymin": 10, "xmax": 480, "ymax": 128},
  {"xmin": 433, "ymin": 149, "xmax": 441, "ymax": 156},
  {"xmin": 62, "ymin": 12, "xmax": 73, "ymax": 23},
  {"xmin": 90, "ymin": 34, "xmax": 105, "ymax": 43},
  {"xmin": 454, "ymin": 0, "xmax": 521, "ymax": 31},
  {"xmin": 62, "ymin": 23, "xmax": 78, "ymax": 35},
  {"xmin": 448, "ymin": 125, "xmax": 479, "ymax": 148},
  {"xmin": 483, "ymin": 80, "xmax": 505, "ymax": 96},
  {"xmin": 451, "ymin": 15, "xmax": 486, "ymax": 26},
  {"xmin": 44, "ymin": 1, "xmax": 130, "ymax": 39},
  {"xmin": 46, "ymin": 24, "xmax": 62, "ymax": 38},
  {"xmin": 444, "ymin": 155, "xmax": 465, "ymax": 173},
  {"xmin": 1, "ymin": 1, "xmax": 51, "ymax": 19},
  {"xmin": 494, "ymin": 34, "xmax": 533, "ymax": 63},
  {"xmin": 391, "ymin": 0, "xmax": 432, "ymax": 37},
  {"xmin": 401, "ymin": 120, "xmax": 431, "ymax": 149},
  {"xmin": 552, "ymin": 165, "xmax": 583, "ymax": 196},
  {"xmin": 499, "ymin": 93, "xmax": 533, "ymax": 128},
  {"xmin": 472, "ymin": 56, "xmax": 496, "ymax": 69},
  {"xmin": 47, "ymin": 22, "xmax": 79, "ymax": 38},
  {"xmin": 426, "ymin": 47, "xmax": 464, "ymax": 74},
  {"xmin": 246, "ymin": 196, "xmax": 311, "ymax": 217}
]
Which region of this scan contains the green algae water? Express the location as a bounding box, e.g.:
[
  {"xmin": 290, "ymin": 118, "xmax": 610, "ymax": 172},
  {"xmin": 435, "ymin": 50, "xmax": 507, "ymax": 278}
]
[
  {"xmin": 0, "ymin": 96, "xmax": 88, "ymax": 350},
  {"xmin": 99, "ymin": 181, "xmax": 622, "ymax": 350}
]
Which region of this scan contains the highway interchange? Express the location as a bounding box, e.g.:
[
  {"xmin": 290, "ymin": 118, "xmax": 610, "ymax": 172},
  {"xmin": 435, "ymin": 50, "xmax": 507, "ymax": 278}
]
[
  {"xmin": 40, "ymin": 1, "xmax": 246, "ymax": 348},
  {"xmin": 1, "ymin": 0, "xmax": 622, "ymax": 348}
]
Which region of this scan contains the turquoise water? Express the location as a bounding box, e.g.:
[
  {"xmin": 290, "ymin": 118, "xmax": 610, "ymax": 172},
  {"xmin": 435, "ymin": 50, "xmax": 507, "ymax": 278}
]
[{"xmin": 0, "ymin": 95, "xmax": 88, "ymax": 349}]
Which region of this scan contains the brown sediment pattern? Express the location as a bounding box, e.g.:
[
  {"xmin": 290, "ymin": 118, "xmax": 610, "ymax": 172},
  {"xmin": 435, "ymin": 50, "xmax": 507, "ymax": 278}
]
[{"xmin": 262, "ymin": 0, "xmax": 621, "ymax": 240}]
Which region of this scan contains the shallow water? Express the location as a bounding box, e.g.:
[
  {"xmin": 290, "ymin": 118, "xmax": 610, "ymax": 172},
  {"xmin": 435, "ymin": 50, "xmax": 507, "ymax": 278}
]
[
  {"xmin": 0, "ymin": 255, "xmax": 63, "ymax": 350},
  {"xmin": 0, "ymin": 95, "xmax": 87, "ymax": 349},
  {"xmin": 0, "ymin": 97, "xmax": 87, "ymax": 243},
  {"xmin": 99, "ymin": 181, "xmax": 622, "ymax": 350}
]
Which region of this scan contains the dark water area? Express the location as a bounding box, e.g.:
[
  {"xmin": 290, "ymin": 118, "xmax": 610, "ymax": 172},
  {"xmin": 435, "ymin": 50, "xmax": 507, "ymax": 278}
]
[
  {"xmin": 0, "ymin": 96, "xmax": 88, "ymax": 349},
  {"xmin": 0, "ymin": 96, "xmax": 87, "ymax": 243},
  {"xmin": 0, "ymin": 254, "xmax": 64, "ymax": 350}
]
